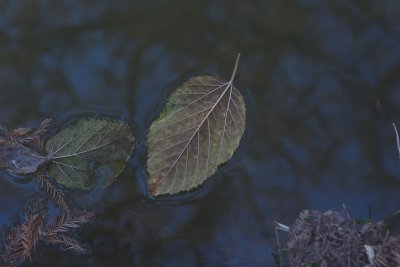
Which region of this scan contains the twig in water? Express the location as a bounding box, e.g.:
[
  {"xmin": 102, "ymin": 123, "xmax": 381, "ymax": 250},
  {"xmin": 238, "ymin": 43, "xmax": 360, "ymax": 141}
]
[
  {"xmin": 393, "ymin": 122, "xmax": 400, "ymax": 162},
  {"xmin": 274, "ymin": 221, "xmax": 289, "ymax": 267}
]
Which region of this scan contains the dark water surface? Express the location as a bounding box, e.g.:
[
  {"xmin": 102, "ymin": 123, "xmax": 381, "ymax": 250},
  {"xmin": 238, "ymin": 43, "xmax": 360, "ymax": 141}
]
[{"xmin": 1, "ymin": 1, "xmax": 400, "ymax": 266}]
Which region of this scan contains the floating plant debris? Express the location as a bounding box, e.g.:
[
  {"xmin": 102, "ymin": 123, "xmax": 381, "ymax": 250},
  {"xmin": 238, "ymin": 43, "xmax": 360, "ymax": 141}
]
[
  {"xmin": 0, "ymin": 117, "xmax": 134, "ymax": 265},
  {"xmin": 1, "ymin": 198, "xmax": 93, "ymax": 267},
  {"xmin": 275, "ymin": 208, "xmax": 400, "ymax": 267},
  {"xmin": 0, "ymin": 140, "xmax": 45, "ymax": 174},
  {"xmin": 0, "ymin": 54, "xmax": 252, "ymax": 266}
]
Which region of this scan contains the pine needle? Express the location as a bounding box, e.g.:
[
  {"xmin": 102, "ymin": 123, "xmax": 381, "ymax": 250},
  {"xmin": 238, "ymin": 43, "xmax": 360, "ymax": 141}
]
[
  {"xmin": 2, "ymin": 197, "xmax": 93, "ymax": 266},
  {"xmin": 2, "ymin": 117, "xmax": 52, "ymax": 146},
  {"xmin": 44, "ymin": 234, "xmax": 87, "ymax": 254},
  {"xmin": 6, "ymin": 204, "xmax": 44, "ymax": 264},
  {"xmin": 44, "ymin": 210, "xmax": 94, "ymax": 236},
  {"xmin": 36, "ymin": 118, "xmax": 53, "ymax": 136},
  {"xmin": 36, "ymin": 175, "xmax": 70, "ymax": 213}
]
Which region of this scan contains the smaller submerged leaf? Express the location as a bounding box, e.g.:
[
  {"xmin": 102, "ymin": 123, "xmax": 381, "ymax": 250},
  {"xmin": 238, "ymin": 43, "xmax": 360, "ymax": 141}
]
[
  {"xmin": 45, "ymin": 118, "xmax": 135, "ymax": 190},
  {"xmin": 0, "ymin": 140, "xmax": 45, "ymax": 174}
]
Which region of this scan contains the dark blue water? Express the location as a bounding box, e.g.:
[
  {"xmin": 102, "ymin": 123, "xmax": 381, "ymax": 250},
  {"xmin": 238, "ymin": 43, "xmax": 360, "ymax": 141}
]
[{"xmin": 1, "ymin": 1, "xmax": 400, "ymax": 266}]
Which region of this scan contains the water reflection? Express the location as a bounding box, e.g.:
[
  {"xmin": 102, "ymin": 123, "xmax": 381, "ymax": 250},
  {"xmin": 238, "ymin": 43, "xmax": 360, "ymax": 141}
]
[{"xmin": 1, "ymin": 0, "xmax": 400, "ymax": 266}]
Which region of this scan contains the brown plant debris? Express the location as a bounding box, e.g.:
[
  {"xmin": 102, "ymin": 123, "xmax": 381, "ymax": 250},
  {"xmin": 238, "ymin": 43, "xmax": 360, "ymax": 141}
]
[
  {"xmin": 5, "ymin": 200, "xmax": 44, "ymax": 264},
  {"xmin": 43, "ymin": 210, "xmax": 94, "ymax": 237},
  {"xmin": 0, "ymin": 118, "xmax": 52, "ymax": 150},
  {"xmin": 36, "ymin": 175, "xmax": 70, "ymax": 213},
  {"xmin": 1, "ymin": 198, "xmax": 94, "ymax": 267},
  {"xmin": 283, "ymin": 208, "xmax": 400, "ymax": 267},
  {"xmin": 43, "ymin": 234, "xmax": 87, "ymax": 254}
]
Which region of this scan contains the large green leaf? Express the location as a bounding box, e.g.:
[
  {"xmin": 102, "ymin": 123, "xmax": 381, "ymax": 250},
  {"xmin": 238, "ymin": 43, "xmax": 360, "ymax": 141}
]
[
  {"xmin": 45, "ymin": 118, "xmax": 135, "ymax": 190},
  {"xmin": 0, "ymin": 140, "xmax": 45, "ymax": 174},
  {"xmin": 147, "ymin": 54, "xmax": 246, "ymax": 196}
]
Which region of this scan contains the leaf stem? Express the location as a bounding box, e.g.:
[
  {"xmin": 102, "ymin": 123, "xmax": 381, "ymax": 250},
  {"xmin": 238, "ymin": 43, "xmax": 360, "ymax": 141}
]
[{"xmin": 229, "ymin": 53, "xmax": 241, "ymax": 83}]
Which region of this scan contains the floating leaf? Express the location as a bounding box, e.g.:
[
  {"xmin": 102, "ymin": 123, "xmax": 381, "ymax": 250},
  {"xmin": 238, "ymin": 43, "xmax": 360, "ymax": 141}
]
[
  {"xmin": 0, "ymin": 140, "xmax": 45, "ymax": 174},
  {"xmin": 45, "ymin": 118, "xmax": 135, "ymax": 190},
  {"xmin": 147, "ymin": 54, "xmax": 246, "ymax": 196}
]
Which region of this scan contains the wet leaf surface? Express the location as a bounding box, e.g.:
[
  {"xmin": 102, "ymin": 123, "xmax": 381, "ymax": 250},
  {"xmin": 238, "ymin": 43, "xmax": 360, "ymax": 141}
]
[
  {"xmin": 147, "ymin": 55, "xmax": 246, "ymax": 196},
  {"xmin": 0, "ymin": 140, "xmax": 45, "ymax": 174},
  {"xmin": 45, "ymin": 118, "xmax": 135, "ymax": 190}
]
